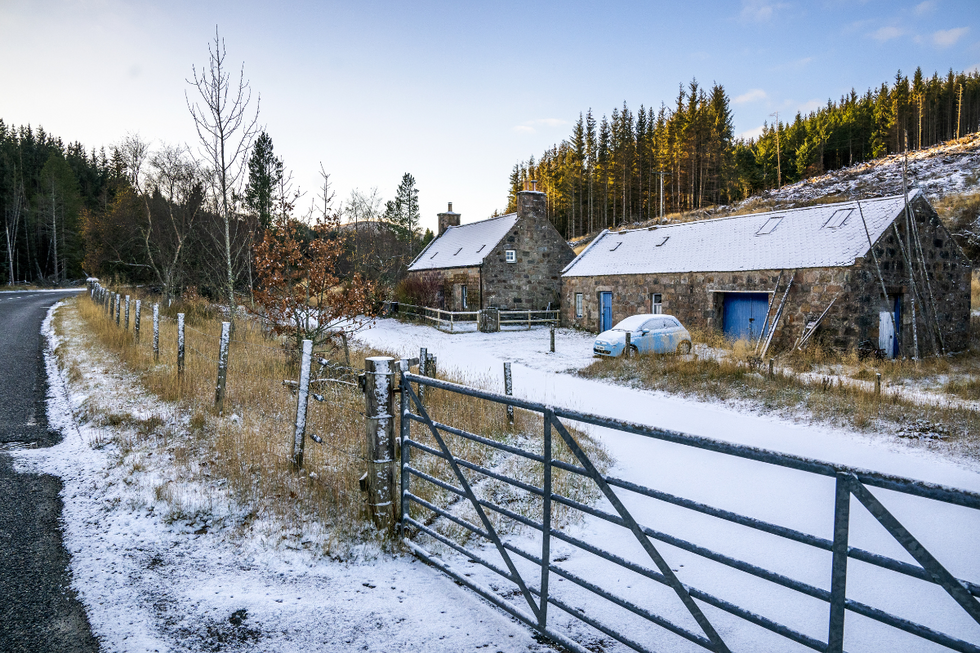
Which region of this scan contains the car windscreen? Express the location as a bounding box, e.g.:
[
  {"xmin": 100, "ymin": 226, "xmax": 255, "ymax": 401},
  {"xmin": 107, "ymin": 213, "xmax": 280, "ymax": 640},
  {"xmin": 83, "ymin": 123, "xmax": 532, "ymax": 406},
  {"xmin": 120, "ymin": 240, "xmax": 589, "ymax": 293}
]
[{"xmin": 611, "ymin": 315, "xmax": 649, "ymax": 331}]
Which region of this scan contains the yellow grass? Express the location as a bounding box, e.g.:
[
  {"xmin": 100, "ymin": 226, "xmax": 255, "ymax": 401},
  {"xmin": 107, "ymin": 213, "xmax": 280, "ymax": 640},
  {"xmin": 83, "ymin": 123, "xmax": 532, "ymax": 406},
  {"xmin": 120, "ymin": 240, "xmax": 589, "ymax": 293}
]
[{"xmin": 69, "ymin": 289, "xmax": 606, "ymax": 554}]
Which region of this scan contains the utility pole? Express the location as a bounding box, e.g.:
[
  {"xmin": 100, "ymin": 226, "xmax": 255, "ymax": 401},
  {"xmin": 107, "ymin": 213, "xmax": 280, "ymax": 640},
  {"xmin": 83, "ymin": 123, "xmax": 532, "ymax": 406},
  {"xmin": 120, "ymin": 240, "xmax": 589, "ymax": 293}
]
[
  {"xmin": 770, "ymin": 112, "xmax": 781, "ymax": 189},
  {"xmin": 957, "ymin": 84, "xmax": 964, "ymax": 140}
]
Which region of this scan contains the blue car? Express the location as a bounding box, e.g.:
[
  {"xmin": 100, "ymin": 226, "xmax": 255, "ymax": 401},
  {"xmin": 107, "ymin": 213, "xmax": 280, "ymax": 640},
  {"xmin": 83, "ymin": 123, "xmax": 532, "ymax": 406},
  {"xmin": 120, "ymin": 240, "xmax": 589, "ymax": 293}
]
[{"xmin": 593, "ymin": 314, "xmax": 692, "ymax": 357}]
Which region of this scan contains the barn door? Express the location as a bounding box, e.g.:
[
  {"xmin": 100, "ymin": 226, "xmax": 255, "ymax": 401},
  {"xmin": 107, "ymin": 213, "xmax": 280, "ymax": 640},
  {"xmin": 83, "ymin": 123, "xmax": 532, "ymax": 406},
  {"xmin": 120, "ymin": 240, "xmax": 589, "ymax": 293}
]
[
  {"xmin": 722, "ymin": 293, "xmax": 770, "ymax": 341},
  {"xmin": 600, "ymin": 292, "xmax": 613, "ymax": 332}
]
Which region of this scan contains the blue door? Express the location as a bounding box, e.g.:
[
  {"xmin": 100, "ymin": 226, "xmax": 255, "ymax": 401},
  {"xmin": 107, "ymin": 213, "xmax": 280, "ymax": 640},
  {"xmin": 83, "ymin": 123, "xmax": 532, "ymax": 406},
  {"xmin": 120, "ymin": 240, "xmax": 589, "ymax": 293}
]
[
  {"xmin": 600, "ymin": 292, "xmax": 613, "ymax": 332},
  {"xmin": 722, "ymin": 293, "xmax": 770, "ymax": 341}
]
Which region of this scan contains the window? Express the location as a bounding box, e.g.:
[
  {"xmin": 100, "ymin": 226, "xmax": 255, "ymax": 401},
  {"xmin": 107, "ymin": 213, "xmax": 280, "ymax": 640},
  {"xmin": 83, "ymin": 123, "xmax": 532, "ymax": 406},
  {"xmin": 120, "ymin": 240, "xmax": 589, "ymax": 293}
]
[
  {"xmin": 656, "ymin": 236, "xmax": 669, "ymax": 247},
  {"xmin": 454, "ymin": 247, "xmax": 463, "ymax": 256},
  {"xmin": 505, "ymin": 249, "xmax": 516, "ymax": 263},
  {"xmin": 651, "ymin": 293, "xmax": 662, "ymax": 314},
  {"xmin": 461, "ymin": 285, "xmax": 468, "ymax": 309},
  {"xmin": 610, "ymin": 242, "xmax": 622, "ymax": 251},
  {"xmin": 575, "ymin": 293, "xmax": 583, "ymax": 318},
  {"xmin": 756, "ymin": 216, "xmax": 783, "ymax": 235},
  {"xmin": 476, "ymin": 244, "xmax": 486, "ymax": 253},
  {"xmin": 823, "ymin": 208, "xmax": 853, "ymax": 229}
]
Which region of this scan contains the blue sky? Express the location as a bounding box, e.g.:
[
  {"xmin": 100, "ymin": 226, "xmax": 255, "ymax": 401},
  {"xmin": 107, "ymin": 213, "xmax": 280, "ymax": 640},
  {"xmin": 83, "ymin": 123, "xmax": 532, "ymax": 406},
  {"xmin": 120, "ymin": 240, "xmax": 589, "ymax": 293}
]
[{"xmin": 2, "ymin": 0, "xmax": 978, "ymax": 232}]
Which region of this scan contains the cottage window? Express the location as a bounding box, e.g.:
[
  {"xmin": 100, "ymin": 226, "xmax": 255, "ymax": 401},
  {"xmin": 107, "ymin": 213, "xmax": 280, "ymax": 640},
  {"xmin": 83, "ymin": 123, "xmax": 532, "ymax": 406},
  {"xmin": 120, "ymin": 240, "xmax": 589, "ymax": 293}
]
[
  {"xmin": 651, "ymin": 293, "xmax": 662, "ymax": 314},
  {"xmin": 505, "ymin": 250, "xmax": 516, "ymax": 263},
  {"xmin": 575, "ymin": 293, "xmax": 583, "ymax": 318},
  {"xmin": 461, "ymin": 285, "xmax": 468, "ymax": 309},
  {"xmin": 756, "ymin": 217, "xmax": 783, "ymax": 235}
]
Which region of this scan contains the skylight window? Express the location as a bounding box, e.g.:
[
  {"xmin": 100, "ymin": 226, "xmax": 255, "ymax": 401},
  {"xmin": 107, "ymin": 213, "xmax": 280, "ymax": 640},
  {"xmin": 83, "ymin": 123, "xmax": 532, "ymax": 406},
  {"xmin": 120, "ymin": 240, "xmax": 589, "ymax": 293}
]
[
  {"xmin": 756, "ymin": 217, "xmax": 783, "ymax": 235},
  {"xmin": 454, "ymin": 247, "xmax": 463, "ymax": 256},
  {"xmin": 430, "ymin": 252, "xmax": 438, "ymax": 259},
  {"xmin": 610, "ymin": 242, "xmax": 622, "ymax": 251},
  {"xmin": 476, "ymin": 244, "xmax": 486, "ymax": 253},
  {"xmin": 823, "ymin": 209, "xmax": 853, "ymax": 229},
  {"xmin": 656, "ymin": 236, "xmax": 669, "ymax": 247}
]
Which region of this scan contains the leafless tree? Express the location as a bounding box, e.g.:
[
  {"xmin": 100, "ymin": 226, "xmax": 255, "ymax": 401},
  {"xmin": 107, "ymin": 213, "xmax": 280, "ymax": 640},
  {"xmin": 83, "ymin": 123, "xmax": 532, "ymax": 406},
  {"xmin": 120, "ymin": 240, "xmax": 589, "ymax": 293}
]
[{"xmin": 186, "ymin": 26, "xmax": 259, "ymax": 321}]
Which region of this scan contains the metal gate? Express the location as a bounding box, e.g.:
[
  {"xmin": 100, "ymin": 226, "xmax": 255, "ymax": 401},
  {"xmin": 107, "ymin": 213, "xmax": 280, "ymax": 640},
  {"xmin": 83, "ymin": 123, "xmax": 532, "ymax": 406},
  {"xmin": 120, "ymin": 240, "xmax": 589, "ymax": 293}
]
[{"xmin": 396, "ymin": 360, "xmax": 980, "ymax": 653}]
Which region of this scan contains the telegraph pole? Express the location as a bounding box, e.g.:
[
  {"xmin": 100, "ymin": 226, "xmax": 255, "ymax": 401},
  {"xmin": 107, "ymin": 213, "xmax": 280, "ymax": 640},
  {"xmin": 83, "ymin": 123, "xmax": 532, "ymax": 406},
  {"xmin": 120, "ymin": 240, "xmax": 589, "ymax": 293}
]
[{"xmin": 770, "ymin": 112, "xmax": 781, "ymax": 189}]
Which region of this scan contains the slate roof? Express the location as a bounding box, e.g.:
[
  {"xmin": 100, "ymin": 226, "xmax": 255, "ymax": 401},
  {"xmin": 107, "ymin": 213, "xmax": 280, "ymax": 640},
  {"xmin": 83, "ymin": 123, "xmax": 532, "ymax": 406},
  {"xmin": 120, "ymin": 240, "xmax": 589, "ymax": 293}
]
[
  {"xmin": 408, "ymin": 213, "xmax": 519, "ymax": 272},
  {"xmin": 562, "ymin": 193, "xmax": 913, "ymax": 278}
]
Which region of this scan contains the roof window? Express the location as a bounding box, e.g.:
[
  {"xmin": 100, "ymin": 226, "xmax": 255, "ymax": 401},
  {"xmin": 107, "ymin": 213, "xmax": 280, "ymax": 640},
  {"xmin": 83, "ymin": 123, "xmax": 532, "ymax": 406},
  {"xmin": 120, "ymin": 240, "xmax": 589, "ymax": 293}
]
[
  {"xmin": 656, "ymin": 236, "xmax": 669, "ymax": 247},
  {"xmin": 610, "ymin": 242, "xmax": 622, "ymax": 251},
  {"xmin": 476, "ymin": 244, "xmax": 486, "ymax": 253},
  {"xmin": 823, "ymin": 208, "xmax": 853, "ymax": 229},
  {"xmin": 430, "ymin": 252, "xmax": 438, "ymax": 259},
  {"xmin": 756, "ymin": 217, "xmax": 783, "ymax": 235},
  {"xmin": 454, "ymin": 247, "xmax": 463, "ymax": 256}
]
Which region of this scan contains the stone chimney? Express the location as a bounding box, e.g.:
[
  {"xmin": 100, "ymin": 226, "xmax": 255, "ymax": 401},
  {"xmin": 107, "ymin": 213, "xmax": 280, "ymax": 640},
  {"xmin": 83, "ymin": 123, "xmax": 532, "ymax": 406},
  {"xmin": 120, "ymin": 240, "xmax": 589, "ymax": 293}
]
[
  {"xmin": 516, "ymin": 182, "xmax": 546, "ymax": 225},
  {"xmin": 437, "ymin": 202, "xmax": 461, "ymax": 236}
]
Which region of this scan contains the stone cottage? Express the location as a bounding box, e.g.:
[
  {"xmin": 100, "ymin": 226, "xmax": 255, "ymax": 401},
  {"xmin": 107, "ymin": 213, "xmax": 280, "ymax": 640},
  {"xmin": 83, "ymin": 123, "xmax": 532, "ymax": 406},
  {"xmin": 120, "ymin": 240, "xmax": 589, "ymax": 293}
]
[
  {"xmin": 406, "ymin": 189, "xmax": 576, "ymax": 311},
  {"xmin": 561, "ymin": 192, "xmax": 972, "ymax": 357}
]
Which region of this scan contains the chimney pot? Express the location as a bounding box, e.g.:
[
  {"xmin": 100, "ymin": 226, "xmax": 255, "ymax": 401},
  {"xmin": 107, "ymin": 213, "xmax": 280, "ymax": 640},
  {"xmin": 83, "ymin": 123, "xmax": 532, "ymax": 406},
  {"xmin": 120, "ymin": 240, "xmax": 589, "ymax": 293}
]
[
  {"xmin": 448, "ymin": 202, "xmax": 452, "ymax": 212},
  {"xmin": 530, "ymin": 179, "xmax": 538, "ymax": 192}
]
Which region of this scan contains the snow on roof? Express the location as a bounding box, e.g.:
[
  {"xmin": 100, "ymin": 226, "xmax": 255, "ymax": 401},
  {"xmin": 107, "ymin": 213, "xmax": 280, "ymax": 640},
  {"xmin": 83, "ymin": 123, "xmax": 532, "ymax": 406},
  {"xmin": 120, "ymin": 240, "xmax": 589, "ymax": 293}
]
[
  {"xmin": 408, "ymin": 213, "xmax": 519, "ymax": 272},
  {"xmin": 562, "ymin": 193, "xmax": 913, "ymax": 277}
]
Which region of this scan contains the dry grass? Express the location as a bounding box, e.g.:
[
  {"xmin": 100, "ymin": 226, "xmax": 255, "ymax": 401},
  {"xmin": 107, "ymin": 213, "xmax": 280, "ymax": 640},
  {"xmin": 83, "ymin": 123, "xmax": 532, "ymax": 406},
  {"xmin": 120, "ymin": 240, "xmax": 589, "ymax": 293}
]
[
  {"xmin": 69, "ymin": 289, "xmax": 606, "ymax": 554},
  {"xmin": 580, "ymin": 323, "xmax": 980, "ymax": 461}
]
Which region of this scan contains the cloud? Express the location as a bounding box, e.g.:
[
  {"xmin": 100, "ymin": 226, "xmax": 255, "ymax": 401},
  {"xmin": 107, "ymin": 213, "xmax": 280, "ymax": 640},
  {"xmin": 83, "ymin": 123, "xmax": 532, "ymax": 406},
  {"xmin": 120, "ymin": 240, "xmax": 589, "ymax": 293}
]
[
  {"xmin": 932, "ymin": 27, "xmax": 969, "ymax": 47},
  {"xmin": 733, "ymin": 89, "xmax": 768, "ymax": 104},
  {"xmin": 738, "ymin": 125, "xmax": 765, "ymax": 141},
  {"xmin": 914, "ymin": 0, "xmax": 936, "ymax": 15},
  {"xmin": 968, "ymin": 62, "xmax": 980, "ymax": 74},
  {"xmin": 512, "ymin": 118, "xmax": 569, "ymax": 134},
  {"xmin": 739, "ymin": 0, "xmax": 786, "ymax": 22},
  {"xmin": 797, "ymin": 99, "xmax": 822, "ymax": 113},
  {"xmin": 871, "ymin": 26, "xmax": 905, "ymax": 42}
]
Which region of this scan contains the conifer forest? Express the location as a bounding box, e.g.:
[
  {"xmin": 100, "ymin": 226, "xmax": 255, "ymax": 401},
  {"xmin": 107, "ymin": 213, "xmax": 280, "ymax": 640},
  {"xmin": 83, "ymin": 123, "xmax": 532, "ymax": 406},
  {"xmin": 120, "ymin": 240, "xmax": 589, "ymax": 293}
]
[{"xmin": 2, "ymin": 66, "xmax": 979, "ymax": 288}]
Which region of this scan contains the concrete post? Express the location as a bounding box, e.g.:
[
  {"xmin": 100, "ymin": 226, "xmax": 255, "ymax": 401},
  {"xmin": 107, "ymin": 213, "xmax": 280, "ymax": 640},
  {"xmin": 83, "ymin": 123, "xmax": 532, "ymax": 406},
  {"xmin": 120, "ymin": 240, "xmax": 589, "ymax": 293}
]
[
  {"xmin": 177, "ymin": 313, "xmax": 185, "ymax": 379},
  {"xmin": 124, "ymin": 295, "xmax": 130, "ymax": 330},
  {"xmin": 134, "ymin": 300, "xmax": 142, "ymax": 342},
  {"xmin": 504, "ymin": 362, "xmax": 514, "ymax": 425},
  {"xmin": 152, "ymin": 304, "xmax": 160, "ymax": 361},
  {"xmin": 365, "ymin": 356, "xmax": 396, "ymax": 533}
]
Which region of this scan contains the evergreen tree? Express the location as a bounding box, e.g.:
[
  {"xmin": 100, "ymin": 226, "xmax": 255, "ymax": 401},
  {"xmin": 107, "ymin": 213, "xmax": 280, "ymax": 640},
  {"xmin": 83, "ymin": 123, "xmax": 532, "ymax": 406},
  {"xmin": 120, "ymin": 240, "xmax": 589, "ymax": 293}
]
[
  {"xmin": 383, "ymin": 173, "xmax": 421, "ymax": 252},
  {"xmin": 244, "ymin": 131, "xmax": 282, "ymax": 229}
]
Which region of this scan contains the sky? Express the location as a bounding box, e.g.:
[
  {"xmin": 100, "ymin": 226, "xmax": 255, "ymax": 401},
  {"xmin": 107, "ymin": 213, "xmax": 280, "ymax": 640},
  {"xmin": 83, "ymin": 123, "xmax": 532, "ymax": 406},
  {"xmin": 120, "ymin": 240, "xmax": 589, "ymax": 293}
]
[{"xmin": 2, "ymin": 0, "xmax": 979, "ymax": 233}]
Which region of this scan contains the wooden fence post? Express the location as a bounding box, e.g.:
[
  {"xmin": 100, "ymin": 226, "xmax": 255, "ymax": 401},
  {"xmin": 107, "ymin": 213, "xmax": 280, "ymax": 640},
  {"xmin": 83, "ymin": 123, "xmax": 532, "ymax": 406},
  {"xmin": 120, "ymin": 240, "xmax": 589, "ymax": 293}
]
[
  {"xmin": 177, "ymin": 313, "xmax": 185, "ymax": 379},
  {"xmin": 153, "ymin": 304, "xmax": 160, "ymax": 361},
  {"xmin": 624, "ymin": 332, "xmax": 632, "ymax": 358},
  {"xmin": 134, "ymin": 300, "xmax": 141, "ymax": 342},
  {"xmin": 291, "ymin": 339, "xmax": 313, "ymax": 470},
  {"xmin": 550, "ymin": 324, "xmax": 556, "ymax": 353},
  {"xmin": 124, "ymin": 295, "xmax": 130, "ymax": 330},
  {"xmin": 418, "ymin": 347, "xmax": 428, "ymax": 406},
  {"xmin": 769, "ymin": 358, "xmax": 774, "ymax": 379},
  {"xmin": 364, "ymin": 356, "xmax": 396, "ymax": 533},
  {"xmin": 214, "ymin": 321, "xmax": 231, "ymax": 413},
  {"xmin": 875, "ymin": 373, "xmax": 881, "ymax": 397},
  {"xmin": 504, "ymin": 362, "xmax": 514, "ymax": 424}
]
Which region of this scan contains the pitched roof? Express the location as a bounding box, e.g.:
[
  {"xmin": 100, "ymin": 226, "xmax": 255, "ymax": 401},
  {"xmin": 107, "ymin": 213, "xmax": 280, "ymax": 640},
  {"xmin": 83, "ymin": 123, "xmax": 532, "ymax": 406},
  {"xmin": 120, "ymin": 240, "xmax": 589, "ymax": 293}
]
[
  {"xmin": 408, "ymin": 213, "xmax": 519, "ymax": 272},
  {"xmin": 562, "ymin": 193, "xmax": 913, "ymax": 278}
]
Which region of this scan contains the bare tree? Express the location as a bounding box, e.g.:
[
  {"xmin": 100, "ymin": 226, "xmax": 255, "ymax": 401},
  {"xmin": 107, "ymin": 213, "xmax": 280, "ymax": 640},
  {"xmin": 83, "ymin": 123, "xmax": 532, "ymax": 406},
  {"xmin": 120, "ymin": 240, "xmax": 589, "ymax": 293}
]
[{"xmin": 186, "ymin": 26, "xmax": 259, "ymax": 321}]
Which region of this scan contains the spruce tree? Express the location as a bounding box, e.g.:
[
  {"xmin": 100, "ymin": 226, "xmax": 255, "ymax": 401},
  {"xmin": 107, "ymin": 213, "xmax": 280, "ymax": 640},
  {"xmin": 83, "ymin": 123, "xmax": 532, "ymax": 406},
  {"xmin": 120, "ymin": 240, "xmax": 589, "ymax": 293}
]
[
  {"xmin": 383, "ymin": 173, "xmax": 421, "ymax": 253},
  {"xmin": 244, "ymin": 131, "xmax": 282, "ymax": 229}
]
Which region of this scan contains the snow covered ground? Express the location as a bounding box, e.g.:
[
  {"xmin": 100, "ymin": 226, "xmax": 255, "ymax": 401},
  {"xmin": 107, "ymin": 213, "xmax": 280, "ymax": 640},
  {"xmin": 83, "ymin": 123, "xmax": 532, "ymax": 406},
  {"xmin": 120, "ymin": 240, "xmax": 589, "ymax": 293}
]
[
  {"xmin": 18, "ymin": 305, "xmax": 980, "ymax": 652},
  {"xmin": 354, "ymin": 319, "xmax": 980, "ymax": 652}
]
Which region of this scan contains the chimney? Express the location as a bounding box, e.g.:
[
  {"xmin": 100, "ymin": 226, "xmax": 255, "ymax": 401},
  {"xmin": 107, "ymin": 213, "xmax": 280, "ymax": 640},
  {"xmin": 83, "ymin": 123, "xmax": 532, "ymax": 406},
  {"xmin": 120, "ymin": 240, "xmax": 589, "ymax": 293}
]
[
  {"xmin": 516, "ymin": 182, "xmax": 546, "ymax": 224},
  {"xmin": 437, "ymin": 201, "xmax": 460, "ymax": 236}
]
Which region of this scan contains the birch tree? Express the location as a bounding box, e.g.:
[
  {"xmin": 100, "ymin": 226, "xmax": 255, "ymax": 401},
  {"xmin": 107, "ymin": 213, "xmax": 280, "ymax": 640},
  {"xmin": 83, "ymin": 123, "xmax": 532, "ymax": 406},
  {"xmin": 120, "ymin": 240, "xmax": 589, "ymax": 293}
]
[{"xmin": 186, "ymin": 27, "xmax": 259, "ymax": 321}]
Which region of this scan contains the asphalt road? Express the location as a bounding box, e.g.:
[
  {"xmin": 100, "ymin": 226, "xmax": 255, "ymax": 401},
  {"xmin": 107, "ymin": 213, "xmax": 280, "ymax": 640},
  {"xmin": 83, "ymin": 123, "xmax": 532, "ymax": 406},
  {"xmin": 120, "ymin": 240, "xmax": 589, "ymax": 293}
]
[{"xmin": 0, "ymin": 290, "xmax": 100, "ymax": 653}]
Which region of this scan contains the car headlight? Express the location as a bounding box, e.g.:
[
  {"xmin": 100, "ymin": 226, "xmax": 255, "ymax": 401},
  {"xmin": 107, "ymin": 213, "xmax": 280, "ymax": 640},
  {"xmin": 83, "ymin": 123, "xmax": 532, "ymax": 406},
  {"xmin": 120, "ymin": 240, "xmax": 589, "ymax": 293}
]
[{"xmin": 595, "ymin": 340, "xmax": 608, "ymax": 346}]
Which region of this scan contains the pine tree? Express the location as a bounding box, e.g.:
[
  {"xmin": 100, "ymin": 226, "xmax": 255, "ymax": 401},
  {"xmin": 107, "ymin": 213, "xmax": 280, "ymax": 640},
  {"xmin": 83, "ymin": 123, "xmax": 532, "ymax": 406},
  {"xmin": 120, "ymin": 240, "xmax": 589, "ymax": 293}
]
[
  {"xmin": 244, "ymin": 131, "xmax": 283, "ymax": 229},
  {"xmin": 383, "ymin": 173, "xmax": 421, "ymax": 252}
]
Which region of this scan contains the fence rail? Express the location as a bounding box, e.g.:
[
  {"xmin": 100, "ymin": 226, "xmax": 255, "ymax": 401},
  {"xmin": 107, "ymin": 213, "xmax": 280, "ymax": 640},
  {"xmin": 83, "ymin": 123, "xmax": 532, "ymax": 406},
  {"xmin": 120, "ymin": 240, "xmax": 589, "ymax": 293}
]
[
  {"xmin": 398, "ymin": 367, "xmax": 980, "ymax": 653},
  {"xmin": 394, "ymin": 303, "xmax": 478, "ymax": 332},
  {"xmin": 390, "ymin": 302, "xmax": 558, "ymax": 332}
]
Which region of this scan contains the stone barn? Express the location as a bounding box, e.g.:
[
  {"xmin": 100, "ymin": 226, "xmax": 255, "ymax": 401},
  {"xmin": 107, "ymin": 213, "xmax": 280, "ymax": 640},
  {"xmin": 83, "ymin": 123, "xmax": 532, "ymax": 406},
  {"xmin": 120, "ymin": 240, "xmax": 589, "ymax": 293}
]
[
  {"xmin": 406, "ymin": 189, "xmax": 575, "ymax": 311},
  {"xmin": 561, "ymin": 192, "xmax": 972, "ymax": 357}
]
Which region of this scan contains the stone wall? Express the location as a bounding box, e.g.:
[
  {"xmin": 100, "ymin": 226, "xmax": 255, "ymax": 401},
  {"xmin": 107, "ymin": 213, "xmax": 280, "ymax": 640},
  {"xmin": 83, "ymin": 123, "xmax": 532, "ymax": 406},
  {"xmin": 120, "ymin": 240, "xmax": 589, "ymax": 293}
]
[
  {"xmin": 561, "ymin": 195, "xmax": 972, "ymax": 355},
  {"xmin": 481, "ymin": 191, "xmax": 577, "ymax": 311}
]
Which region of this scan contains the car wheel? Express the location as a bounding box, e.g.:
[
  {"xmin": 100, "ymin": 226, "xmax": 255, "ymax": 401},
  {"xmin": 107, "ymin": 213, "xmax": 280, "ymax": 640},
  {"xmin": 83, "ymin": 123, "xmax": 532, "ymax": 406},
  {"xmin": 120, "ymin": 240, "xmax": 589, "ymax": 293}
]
[{"xmin": 676, "ymin": 341, "xmax": 692, "ymax": 355}]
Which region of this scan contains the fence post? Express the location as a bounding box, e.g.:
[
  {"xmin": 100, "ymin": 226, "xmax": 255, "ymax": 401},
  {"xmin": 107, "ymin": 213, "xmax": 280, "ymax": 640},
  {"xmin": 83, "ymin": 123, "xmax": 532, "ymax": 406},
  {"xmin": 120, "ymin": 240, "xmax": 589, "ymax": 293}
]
[
  {"xmin": 115, "ymin": 294, "xmax": 121, "ymax": 326},
  {"xmin": 875, "ymin": 373, "xmax": 881, "ymax": 397},
  {"xmin": 768, "ymin": 357, "xmax": 774, "ymax": 379},
  {"xmin": 364, "ymin": 356, "xmax": 396, "ymax": 533},
  {"xmin": 292, "ymin": 339, "xmax": 313, "ymax": 470},
  {"xmin": 399, "ymin": 359, "xmax": 411, "ymax": 534},
  {"xmin": 504, "ymin": 362, "xmax": 514, "ymax": 424},
  {"xmin": 134, "ymin": 300, "xmax": 141, "ymax": 341},
  {"xmin": 828, "ymin": 472, "xmax": 851, "ymax": 653},
  {"xmin": 624, "ymin": 332, "xmax": 632, "ymax": 358},
  {"xmin": 418, "ymin": 347, "xmax": 428, "ymax": 406},
  {"xmin": 177, "ymin": 313, "xmax": 185, "ymax": 379},
  {"xmin": 153, "ymin": 304, "xmax": 160, "ymax": 361},
  {"xmin": 214, "ymin": 321, "xmax": 231, "ymax": 413},
  {"xmin": 550, "ymin": 324, "xmax": 556, "ymax": 353},
  {"xmin": 124, "ymin": 295, "xmax": 130, "ymax": 330}
]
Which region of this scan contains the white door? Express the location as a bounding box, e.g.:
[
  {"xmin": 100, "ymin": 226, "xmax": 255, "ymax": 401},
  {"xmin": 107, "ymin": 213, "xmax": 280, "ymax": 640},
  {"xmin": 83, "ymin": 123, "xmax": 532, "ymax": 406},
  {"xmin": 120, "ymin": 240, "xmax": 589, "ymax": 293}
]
[{"xmin": 879, "ymin": 311, "xmax": 895, "ymax": 359}]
